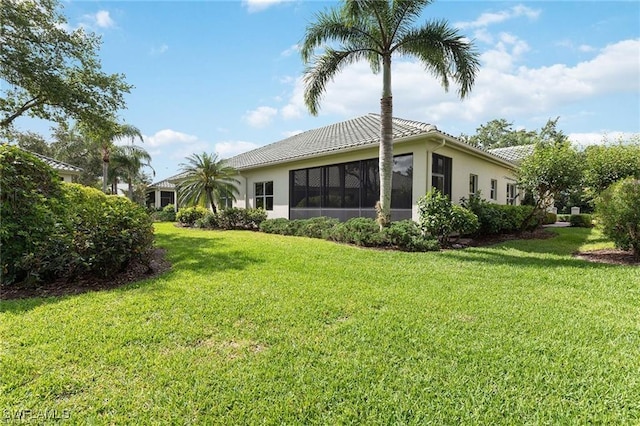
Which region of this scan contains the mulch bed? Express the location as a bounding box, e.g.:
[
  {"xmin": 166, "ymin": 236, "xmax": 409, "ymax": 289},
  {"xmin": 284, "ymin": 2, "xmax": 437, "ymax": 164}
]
[
  {"xmin": 574, "ymin": 249, "xmax": 639, "ymax": 266},
  {"xmin": 0, "ymin": 248, "xmax": 172, "ymax": 301}
]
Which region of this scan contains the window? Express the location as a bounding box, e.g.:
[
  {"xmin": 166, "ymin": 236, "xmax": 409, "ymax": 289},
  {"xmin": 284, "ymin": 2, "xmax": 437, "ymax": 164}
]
[
  {"xmin": 506, "ymin": 183, "xmax": 518, "ymax": 205},
  {"xmin": 469, "ymin": 174, "xmax": 478, "ymax": 197},
  {"xmin": 160, "ymin": 190, "xmax": 175, "ymax": 208},
  {"xmin": 289, "ymin": 154, "xmax": 413, "ymax": 211},
  {"xmin": 432, "ymin": 153, "xmax": 452, "ymax": 198},
  {"xmin": 490, "ymin": 179, "xmax": 498, "ymax": 200},
  {"xmin": 218, "ymin": 189, "xmax": 234, "ymax": 210},
  {"xmin": 255, "ymin": 181, "xmax": 274, "ymax": 210}
]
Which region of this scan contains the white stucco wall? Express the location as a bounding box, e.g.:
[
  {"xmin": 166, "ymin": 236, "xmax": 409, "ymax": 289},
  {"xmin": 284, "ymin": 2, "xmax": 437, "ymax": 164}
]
[{"xmin": 232, "ymin": 136, "xmax": 519, "ymax": 220}]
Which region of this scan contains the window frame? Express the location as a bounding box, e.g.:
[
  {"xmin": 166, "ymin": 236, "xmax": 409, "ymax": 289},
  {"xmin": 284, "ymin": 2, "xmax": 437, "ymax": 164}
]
[
  {"xmin": 255, "ymin": 181, "xmax": 274, "ymax": 211},
  {"xmin": 506, "ymin": 183, "xmax": 518, "ymax": 205},
  {"xmin": 490, "ymin": 179, "xmax": 498, "ymax": 200},
  {"xmin": 469, "ymin": 174, "xmax": 479, "ymax": 198}
]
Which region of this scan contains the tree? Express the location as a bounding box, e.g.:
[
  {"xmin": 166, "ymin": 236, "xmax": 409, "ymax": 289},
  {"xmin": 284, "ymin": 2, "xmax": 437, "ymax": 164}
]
[
  {"xmin": 109, "ymin": 144, "xmax": 154, "ymax": 200},
  {"xmin": 6, "ymin": 131, "xmax": 53, "ymax": 156},
  {"xmin": 0, "ymin": 0, "xmax": 132, "ymax": 130},
  {"xmin": 459, "ymin": 119, "xmax": 536, "ymax": 149},
  {"xmin": 82, "ymin": 121, "xmax": 144, "ymax": 193},
  {"xmin": 596, "ymin": 177, "xmax": 640, "ymax": 260},
  {"xmin": 50, "ymin": 122, "xmax": 102, "ymax": 186},
  {"xmin": 517, "ymin": 139, "xmax": 582, "ymax": 226},
  {"xmin": 301, "ymin": 0, "xmax": 479, "ymax": 226},
  {"xmin": 583, "ymin": 141, "xmax": 640, "ymax": 202},
  {"xmin": 177, "ymin": 152, "xmax": 240, "ymax": 214}
]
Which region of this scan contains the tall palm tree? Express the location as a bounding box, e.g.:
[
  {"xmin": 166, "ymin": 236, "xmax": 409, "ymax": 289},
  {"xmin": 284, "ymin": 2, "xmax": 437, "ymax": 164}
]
[
  {"xmin": 302, "ymin": 0, "xmax": 480, "ymax": 226},
  {"xmin": 109, "ymin": 144, "xmax": 155, "ymax": 200},
  {"xmin": 177, "ymin": 152, "xmax": 240, "ymax": 214}
]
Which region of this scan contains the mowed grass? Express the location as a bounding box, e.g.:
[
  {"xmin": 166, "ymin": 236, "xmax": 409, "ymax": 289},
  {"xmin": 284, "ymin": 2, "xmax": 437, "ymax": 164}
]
[{"xmin": 1, "ymin": 223, "xmax": 639, "ymax": 424}]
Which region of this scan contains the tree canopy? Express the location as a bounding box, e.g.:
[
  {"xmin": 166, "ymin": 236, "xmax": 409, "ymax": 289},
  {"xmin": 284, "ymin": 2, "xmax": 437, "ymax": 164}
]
[
  {"xmin": 460, "ymin": 117, "xmax": 565, "ymax": 150},
  {"xmin": 301, "ymin": 0, "xmax": 479, "ymax": 226},
  {"xmin": 0, "ymin": 0, "xmax": 132, "ymax": 130}
]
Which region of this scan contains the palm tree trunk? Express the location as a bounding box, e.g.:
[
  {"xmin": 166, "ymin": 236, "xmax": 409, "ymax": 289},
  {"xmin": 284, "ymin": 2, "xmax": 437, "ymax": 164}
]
[
  {"xmin": 102, "ymin": 145, "xmax": 110, "ymax": 193},
  {"xmin": 207, "ymin": 189, "xmax": 217, "ymax": 214},
  {"xmin": 378, "ymin": 54, "xmax": 393, "ymax": 228}
]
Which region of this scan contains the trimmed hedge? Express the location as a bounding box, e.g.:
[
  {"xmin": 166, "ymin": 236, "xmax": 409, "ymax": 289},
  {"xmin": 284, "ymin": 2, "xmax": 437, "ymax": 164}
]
[
  {"xmin": 417, "ymin": 190, "xmax": 479, "ymax": 245},
  {"xmin": 569, "ymin": 214, "xmax": 593, "ymax": 228},
  {"xmin": 543, "ymin": 212, "xmax": 557, "ymax": 225},
  {"xmin": 260, "ymin": 217, "xmax": 439, "ymax": 252},
  {"xmin": 193, "ymin": 208, "xmax": 267, "ymax": 230},
  {"xmin": 462, "ymin": 196, "xmax": 538, "ymax": 235},
  {"xmin": 176, "ymin": 206, "xmax": 209, "ymax": 226},
  {"xmin": 152, "ymin": 204, "xmax": 176, "ymax": 222}
]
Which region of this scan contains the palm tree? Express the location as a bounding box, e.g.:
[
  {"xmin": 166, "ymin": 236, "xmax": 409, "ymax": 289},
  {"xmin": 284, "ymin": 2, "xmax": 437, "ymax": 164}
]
[
  {"xmin": 109, "ymin": 144, "xmax": 155, "ymax": 200},
  {"xmin": 177, "ymin": 152, "xmax": 240, "ymax": 214},
  {"xmin": 301, "ymin": 0, "xmax": 480, "ymax": 226}
]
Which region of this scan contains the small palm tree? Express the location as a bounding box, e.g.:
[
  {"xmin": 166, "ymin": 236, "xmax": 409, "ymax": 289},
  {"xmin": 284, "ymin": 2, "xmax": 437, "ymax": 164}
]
[
  {"xmin": 302, "ymin": 0, "xmax": 480, "ymax": 226},
  {"xmin": 177, "ymin": 152, "xmax": 240, "ymax": 214},
  {"xmin": 109, "ymin": 144, "xmax": 155, "ymax": 200}
]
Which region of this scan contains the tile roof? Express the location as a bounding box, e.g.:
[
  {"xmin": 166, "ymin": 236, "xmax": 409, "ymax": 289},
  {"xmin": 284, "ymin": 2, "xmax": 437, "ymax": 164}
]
[
  {"xmin": 488, "ymin": 145, "xmax": 535, "ymax": 163},
  {"xmin": 30, "ymin": 151, "xmax": 83, "ymax": 174},
  {"xmin": 225, "ymin": 113, "xmax": 440, "ymax": 170}
]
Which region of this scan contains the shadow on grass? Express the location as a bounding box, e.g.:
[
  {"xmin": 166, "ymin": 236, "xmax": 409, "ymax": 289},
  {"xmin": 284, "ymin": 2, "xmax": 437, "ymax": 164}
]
[
  {"xmin": 445, "ymin": 227, "xmax": 618, "ymax": 270},
  {"xmin": 156, "ymin": 230, "xmax": 264, "ymax": 274},
  {"xmin": 1, "ymin": 230, "xmax": 263, "ymax": 314}
]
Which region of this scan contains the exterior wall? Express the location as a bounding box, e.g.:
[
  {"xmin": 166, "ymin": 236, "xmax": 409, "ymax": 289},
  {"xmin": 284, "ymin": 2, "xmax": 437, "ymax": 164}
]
[
  {"xmin": 427, "ymin": 143, "xmax": 519, "ymax": 206},
  {"xmin": 58, "ymin": 172, "xmax": 77, "ymax": 183},
  {"xmin": 233, "ymin": 136, "xmax": 518, "ymax": 221}
]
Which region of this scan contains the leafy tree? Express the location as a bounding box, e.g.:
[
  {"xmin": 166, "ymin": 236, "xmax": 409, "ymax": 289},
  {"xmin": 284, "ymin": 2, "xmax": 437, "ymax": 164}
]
[
  {"xmin": 517, "ymin": 139, "xmax": 582, "ymax": 226},
  {"xmin": 6, "ymin": 131, "xmax": 53, "ymax": 156},
  {"xmin": 0, "ymin": 0, "xmax": 131, "ymax": 129},
  {"xmin": 459, "ymin": 119, "xmax": 536, "ymax": 149},
  {"xmin": 109, "ymin": 144, "xmax": 154, "ymax": 200},
  {"xmin": 583, "ymin": 141, "xmax": 640, "ymax": 202},
  {"xmin": 177, "ymin": 152, "xmax": 240, "ymax": 214},
  {"xmin": 301, "ymin": 0, "xmax": 479, "ymax": 227},
  {"xmin": 596, "ymin": 177, "xmax": 640, "ymax": 260},
  {"xmin": 50, "ymin": 122, "xmax": 102, "ymax": 186}
]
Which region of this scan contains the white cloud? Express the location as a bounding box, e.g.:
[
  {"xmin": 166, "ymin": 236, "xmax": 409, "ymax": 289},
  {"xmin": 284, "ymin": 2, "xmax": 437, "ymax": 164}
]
[
  {"xmin": 569, "ymin": 131, "xmax": 639, "ymax": 147},
  {"xmin": 244, "ymin": 106, "xmax": 278, "ymax": 128},
  {"xmin": 280, "ymin": 38, "xmax": 639, "ymax": 132},
  {"xmin": 243, "ymin": 0, "xmax": 292, "ymax": 13},
  {"xmin": 456, "ymin": 4, "xmax": 540, "ymax": 29},
  {"xmin": 215, "ymin": 141, "xmax": 260, "ymax": 158},
  {"xmin": 81, "ymin": 10, "xmax": 115, "ymax": 29},
  {"xmin": 282, "ymin": 129, "xmax": 304, "ymax": 138},
  {"xmin": 150, "ymin": 44, "xmax": 169, "ymax": 55},
  {"xmin": 143, "ymin": 129, "xmax": 199, "ymax": 148},
  {"xmin": 280, "ymin": 44, "xmax": 300, "ymax": 57}
]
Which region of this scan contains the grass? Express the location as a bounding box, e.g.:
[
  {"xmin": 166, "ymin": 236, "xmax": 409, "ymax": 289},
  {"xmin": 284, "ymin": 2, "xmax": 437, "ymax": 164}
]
[{"xmin": 1, "ymin": 223, "xmax": 639, "ymax": 424}]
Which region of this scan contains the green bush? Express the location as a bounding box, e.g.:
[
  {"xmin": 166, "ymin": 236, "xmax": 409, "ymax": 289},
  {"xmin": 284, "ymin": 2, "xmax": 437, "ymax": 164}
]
[
  {"xmin": 558, "ymin": 214, "xmax": 570, "ymax": 222},
  {"xmin": 0, "ymin": 145, "xmax": 65, "ymax": 284},
  {"xmin": 569, "ymin": 214, "xmax": 593, "ymax": 228},
  {"xmin": 216, "ymin": 207, "xmax": 267, "ymax": 230},
  {"xmin": 294, "ymin": 217, "xmax": 339, "ymax": 239},
  {"xmin": 462, "ymin": 195, "xmax": 538, "ymax": 235},
  {"xmin": 382, "ymin": 220, "xmax": 439, "ymax": 252},
  {"xmin": 543, "ymin": 212, "xmax": 558, "ymax": 225},
  {"xmin": 418, "ymin": 190, "xmax": 478, "ymax": 245},
  {"xmin": 328, "ymin": 217, "xmax": 383, "ymax": 247},
  {"xmin": 596, "ymin": 178, "xmax": 640, "ymax": 258},
  {"xmin": 194, "ymin": 212, "xmax": 219, "ymax": 229},
  {"xmin": 260, "ymin": 218, "xmax": 293, "ymax": 235},
  {"xmin": 176, "ymin": 206, "xmax": 209, "ymax": 226},
  {"xmin": 154, "ymin": 204, "xmax": 176, "ymax": 222},
  {"xmin": 61, "ymin": 184, "xmax": 154, "ymax": 278}
]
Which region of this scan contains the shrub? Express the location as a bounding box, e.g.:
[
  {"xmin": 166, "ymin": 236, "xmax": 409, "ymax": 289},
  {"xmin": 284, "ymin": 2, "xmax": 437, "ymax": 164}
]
[
  {"xmin": 154, "ymin": 204, "xmax": 176, "ymax": 222},
  {"xmin": 461, "ymin": 195, "xmax": 537, "ymax": 235},
  {"xmin": 194, "ymin": 212, "xmax": 219, "ymax": 229},
  {"xmin": 216, "ymin": 207, "xmax": 267, "ymax": 230},
  {"xmin": 328, "ymin": 217, "xmax": 383, "ymax": 247},
  {"xmin": 596, "ymin": 178, "xmax": 640, "ymax": 258},
  {"xmin": 382, "ymin": 220, "xmax": 439, "ymax": 252},
  {"xmin": 0, "ymin": 145, "xmax": 65, "ymax": 284},
  {"xmin": 176, "ymin": 206, "xmax": 209, "ymax": 226},
  {"xmin": 294, "ymin": 217, "xmax": 339, "ymax": 239},
  {"xmin": 418, "ymin": 190, "xmax": 478, "ymax": 245},
  {"xmin": 61, "ymin": 184, "xmax": 154, "ymax": 278},
  {"xmin": 260, "ymin": 218, "xmax": 294, "ymax": 235},
  {"xmin": 558, "ymin": 214, "xmax": 570, "ymax": 222},
  {"xmin": 569, "ymin": 214, "xmax": 593, "ymax": 228},
  {"xmin": 543, "ymin": 212, "xmax": 557, "ymax": 225}
]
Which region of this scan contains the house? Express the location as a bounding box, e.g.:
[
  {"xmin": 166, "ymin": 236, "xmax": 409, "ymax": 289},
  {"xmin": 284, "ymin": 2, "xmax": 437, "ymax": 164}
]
[
  {"xmin": 146, "ymin": 176, "xmax": 179, "ymax": 210},
  {"xmin": 151, "ymin": 114, "xmax": 530, "ymax": 221},
  {"xmin": 29, "ymin": 151, "xmax": 83, "ymax": 183}
]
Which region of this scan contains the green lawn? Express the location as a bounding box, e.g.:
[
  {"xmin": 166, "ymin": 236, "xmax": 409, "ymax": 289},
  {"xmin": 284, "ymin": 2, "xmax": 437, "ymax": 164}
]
[{"xmin": 1, "ymin": 224, "xmax": 639, "ymax": 424}]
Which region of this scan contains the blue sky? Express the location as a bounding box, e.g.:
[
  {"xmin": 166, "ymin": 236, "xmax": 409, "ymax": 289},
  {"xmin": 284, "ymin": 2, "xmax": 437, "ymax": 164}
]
[{"xmin": 10, "ymin": 0, "xmax": 640, "ymax": 182}]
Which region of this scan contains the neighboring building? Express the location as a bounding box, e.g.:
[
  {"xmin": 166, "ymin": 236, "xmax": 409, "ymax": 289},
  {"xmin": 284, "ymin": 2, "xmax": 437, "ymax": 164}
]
[
  {"xmin": 150, "ymin": 114, "xmax": 531, "ymax": 221},
  {"xmin": 146, "ymin": 176, "xmax": 181, "ymax": 210},
  {"xmin": 29, "ymin": 151, "xmax": 83, "ymax": 183}
]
